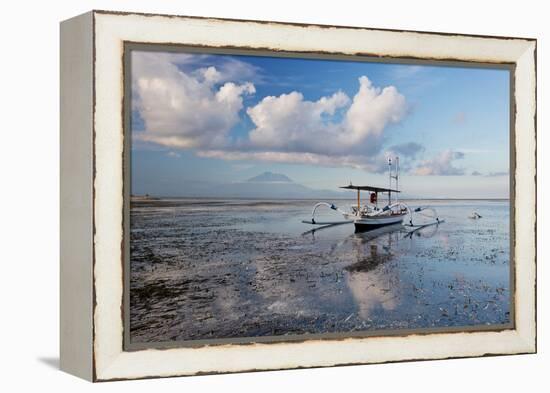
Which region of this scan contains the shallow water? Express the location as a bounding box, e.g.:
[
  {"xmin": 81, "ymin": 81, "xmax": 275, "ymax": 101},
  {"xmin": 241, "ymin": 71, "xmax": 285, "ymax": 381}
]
[{"xmin": 129, "ymin": 198, "xmax": 510, "ymax": 343}]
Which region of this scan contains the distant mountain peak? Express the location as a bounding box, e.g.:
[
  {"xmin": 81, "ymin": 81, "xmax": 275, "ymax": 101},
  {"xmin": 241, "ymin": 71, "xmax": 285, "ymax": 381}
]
[{"xmin": 247, "ymin": 171, "xmax": 293, "ymax": 183}]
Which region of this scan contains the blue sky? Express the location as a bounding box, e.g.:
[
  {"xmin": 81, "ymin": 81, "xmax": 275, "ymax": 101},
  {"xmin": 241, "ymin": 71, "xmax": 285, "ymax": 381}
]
[{"xmin": 131, "ymin": 50, "xmax": 510, "ymax": 198}]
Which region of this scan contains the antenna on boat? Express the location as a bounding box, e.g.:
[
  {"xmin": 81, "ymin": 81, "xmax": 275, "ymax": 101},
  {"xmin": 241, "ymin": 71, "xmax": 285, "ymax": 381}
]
[{"xmin": 394, "ymin": 157, "xmax": 399, "ymax": 202}]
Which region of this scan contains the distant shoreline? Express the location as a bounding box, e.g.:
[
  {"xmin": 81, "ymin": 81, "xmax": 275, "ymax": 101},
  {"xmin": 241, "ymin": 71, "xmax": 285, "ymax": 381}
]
[{"xmin": 131, "ymin": 195, "xmax": 510, "ymax": 202}]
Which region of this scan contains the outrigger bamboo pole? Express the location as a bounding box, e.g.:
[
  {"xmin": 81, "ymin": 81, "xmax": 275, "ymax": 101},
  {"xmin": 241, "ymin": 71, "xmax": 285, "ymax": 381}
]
[{"xmin": 357, "ymin": 189, "xmax": 360, "ymax": 211}]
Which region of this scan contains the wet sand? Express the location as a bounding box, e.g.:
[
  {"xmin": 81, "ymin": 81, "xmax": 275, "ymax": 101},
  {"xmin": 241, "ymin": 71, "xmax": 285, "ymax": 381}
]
[{"xmin": 129, "ymin": 198, "xmax": 510, "ymax": 344}]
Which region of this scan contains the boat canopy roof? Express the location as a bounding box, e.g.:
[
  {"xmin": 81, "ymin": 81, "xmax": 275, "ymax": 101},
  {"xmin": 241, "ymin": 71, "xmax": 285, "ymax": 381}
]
[{"xmin": 340, "ymin": 185, "xmax": 400, "ymax": 193}]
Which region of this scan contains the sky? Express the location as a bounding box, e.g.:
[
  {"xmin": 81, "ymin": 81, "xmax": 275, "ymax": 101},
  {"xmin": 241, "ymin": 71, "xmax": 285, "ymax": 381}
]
[{"xmin": 130, "ymin": 50, "xmax": 510, "ymax": 199}]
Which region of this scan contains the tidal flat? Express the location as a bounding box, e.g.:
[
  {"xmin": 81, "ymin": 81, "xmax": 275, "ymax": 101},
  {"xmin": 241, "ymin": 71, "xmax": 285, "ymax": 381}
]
[{"xmin": 129, "ymin": 198, "xmax": 510, "ymax": 344}]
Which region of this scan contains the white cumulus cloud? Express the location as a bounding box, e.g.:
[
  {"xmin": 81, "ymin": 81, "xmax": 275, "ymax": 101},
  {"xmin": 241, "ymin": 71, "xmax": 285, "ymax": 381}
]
[
  {"xmin": 246, "ymin": 90, "xmax": 350, "ymax": 155},
  {"xmin": 132, "ymin": 51, "xmax": 255, "ymax": 149},
  {"xmin": 246, "ymin": 76, "xmax": 406, "ymax": 157},
  {"xmin": 132, "ymin": 53, "xmax": 435, "ymax": 174}
]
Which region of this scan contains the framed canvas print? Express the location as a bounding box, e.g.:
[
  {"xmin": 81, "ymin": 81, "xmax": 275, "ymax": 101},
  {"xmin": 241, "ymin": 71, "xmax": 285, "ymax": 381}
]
[{"xmin": 60, "ymin": 10, "xmax": 537, "ymax": 381}]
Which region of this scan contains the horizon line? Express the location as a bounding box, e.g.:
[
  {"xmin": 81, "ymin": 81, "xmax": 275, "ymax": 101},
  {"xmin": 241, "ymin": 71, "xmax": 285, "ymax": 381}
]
[{"xmin": 131, "ymin": 194, "xmax": 510, "ymax": 201}]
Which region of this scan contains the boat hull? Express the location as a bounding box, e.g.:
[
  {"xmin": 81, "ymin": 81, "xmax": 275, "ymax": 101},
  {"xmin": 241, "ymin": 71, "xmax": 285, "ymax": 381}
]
[{"xmin": 353, "ymin": 214, "xmax": 405, "ymax": 231}]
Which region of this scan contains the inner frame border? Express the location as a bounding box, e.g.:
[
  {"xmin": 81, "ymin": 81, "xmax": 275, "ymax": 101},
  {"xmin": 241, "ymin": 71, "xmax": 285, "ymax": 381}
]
[{"xmin": 121, "ymin": 42, "xmax": 517, "ymax": 352}]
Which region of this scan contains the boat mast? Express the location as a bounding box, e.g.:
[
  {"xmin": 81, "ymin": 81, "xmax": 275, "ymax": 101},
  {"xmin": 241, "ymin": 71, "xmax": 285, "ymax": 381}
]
[
  {"xmin": 388, "ymin": 158, "xmax": 392, "ymax": 205},
  {"xmin": 388, "ymin": 156, "xmax": 400, "ymax": 204}
]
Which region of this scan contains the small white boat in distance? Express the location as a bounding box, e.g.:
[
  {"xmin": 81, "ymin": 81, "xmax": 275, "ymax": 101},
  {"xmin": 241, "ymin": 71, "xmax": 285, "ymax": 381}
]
[{"xmin": 469, "ymin": 211, "xmax": 482, "ymax": 219}]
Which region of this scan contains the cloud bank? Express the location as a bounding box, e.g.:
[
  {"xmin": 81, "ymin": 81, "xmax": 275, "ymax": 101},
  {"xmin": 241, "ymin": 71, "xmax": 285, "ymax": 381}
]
[
  {"xmin": 132, "ymin": 52, "xmax": 475, "ymax": 176},
  {"xmin": 413, "ymin": 150, "xmax": 465, "ymax": 176}
]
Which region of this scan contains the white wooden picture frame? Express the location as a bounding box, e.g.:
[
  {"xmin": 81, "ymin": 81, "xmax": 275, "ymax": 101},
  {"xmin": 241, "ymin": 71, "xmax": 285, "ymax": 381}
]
[{"xmin": 60, "ymin": 10, "xmax": 536, "ymax": 381}]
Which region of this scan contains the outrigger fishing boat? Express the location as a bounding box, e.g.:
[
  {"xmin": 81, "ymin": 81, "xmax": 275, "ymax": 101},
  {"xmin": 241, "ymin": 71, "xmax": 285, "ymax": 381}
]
[{"xmin": 302, "ymin": 157, "xmax": 443, "ymax": 232}]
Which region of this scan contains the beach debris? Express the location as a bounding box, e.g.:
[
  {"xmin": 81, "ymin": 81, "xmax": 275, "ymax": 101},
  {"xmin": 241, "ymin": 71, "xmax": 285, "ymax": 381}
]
[{"xmin": 468, "ymin": 212, "xmax": 482, "ymax": 219}]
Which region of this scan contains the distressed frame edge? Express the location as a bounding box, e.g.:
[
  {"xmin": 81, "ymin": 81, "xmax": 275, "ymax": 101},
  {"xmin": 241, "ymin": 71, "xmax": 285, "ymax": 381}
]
[
  {"xmin": 122, "ymin": 42, "xmax": 518, "ymax": 352},
  {"xmin": 92, "ymin": 8, "xmax": 537, "ymax": 42},
  {"xmin": 90, "ymin": 11, "xmax": 537, "ymax": 381},
  {"xmin": 59, "ymin": 11, "xmax": 95, "ymax": 381},
  {"xmin": 512, "ymin": 40, "xmax": 537, "ymax": 353}
]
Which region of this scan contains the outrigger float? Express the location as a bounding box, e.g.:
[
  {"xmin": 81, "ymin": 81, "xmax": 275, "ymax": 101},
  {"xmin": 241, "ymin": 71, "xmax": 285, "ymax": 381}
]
[{"xmin": 302, "ymin": 157, "xmax": 444, "ymax": 232}]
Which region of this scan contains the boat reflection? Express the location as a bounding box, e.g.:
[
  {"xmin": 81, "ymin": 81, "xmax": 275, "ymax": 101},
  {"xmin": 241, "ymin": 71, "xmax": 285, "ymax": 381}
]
[
  {"xmin": 345, "ymin": 223, "xmax": 404, "ymax": 273},
  {"xmin": 345, "ymin": 227, "xmax": 402, "ymax": 319},
  {"xmin": 300, "ymin": 221, "xmax": 442, "ymax": 320},
  {"xmin": 343, "ymin": 223, "xmax": 439, "ymax": 320}
]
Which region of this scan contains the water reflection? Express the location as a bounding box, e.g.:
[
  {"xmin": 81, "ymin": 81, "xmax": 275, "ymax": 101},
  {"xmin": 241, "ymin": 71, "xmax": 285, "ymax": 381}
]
[
  {"xmin": 346, "ymin": 224, "xmax": 404, "ymax": 273},
  {"xmin": 343, "ymin": 223, "xmax": 442, "ymax": 320},
  {"xmin": 344, "ymin": 225, "xmax": 403, "ymax": 319},
  {"xmin": 130, "ymin": 199, "xmax": 510, "ymax": 342}
]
